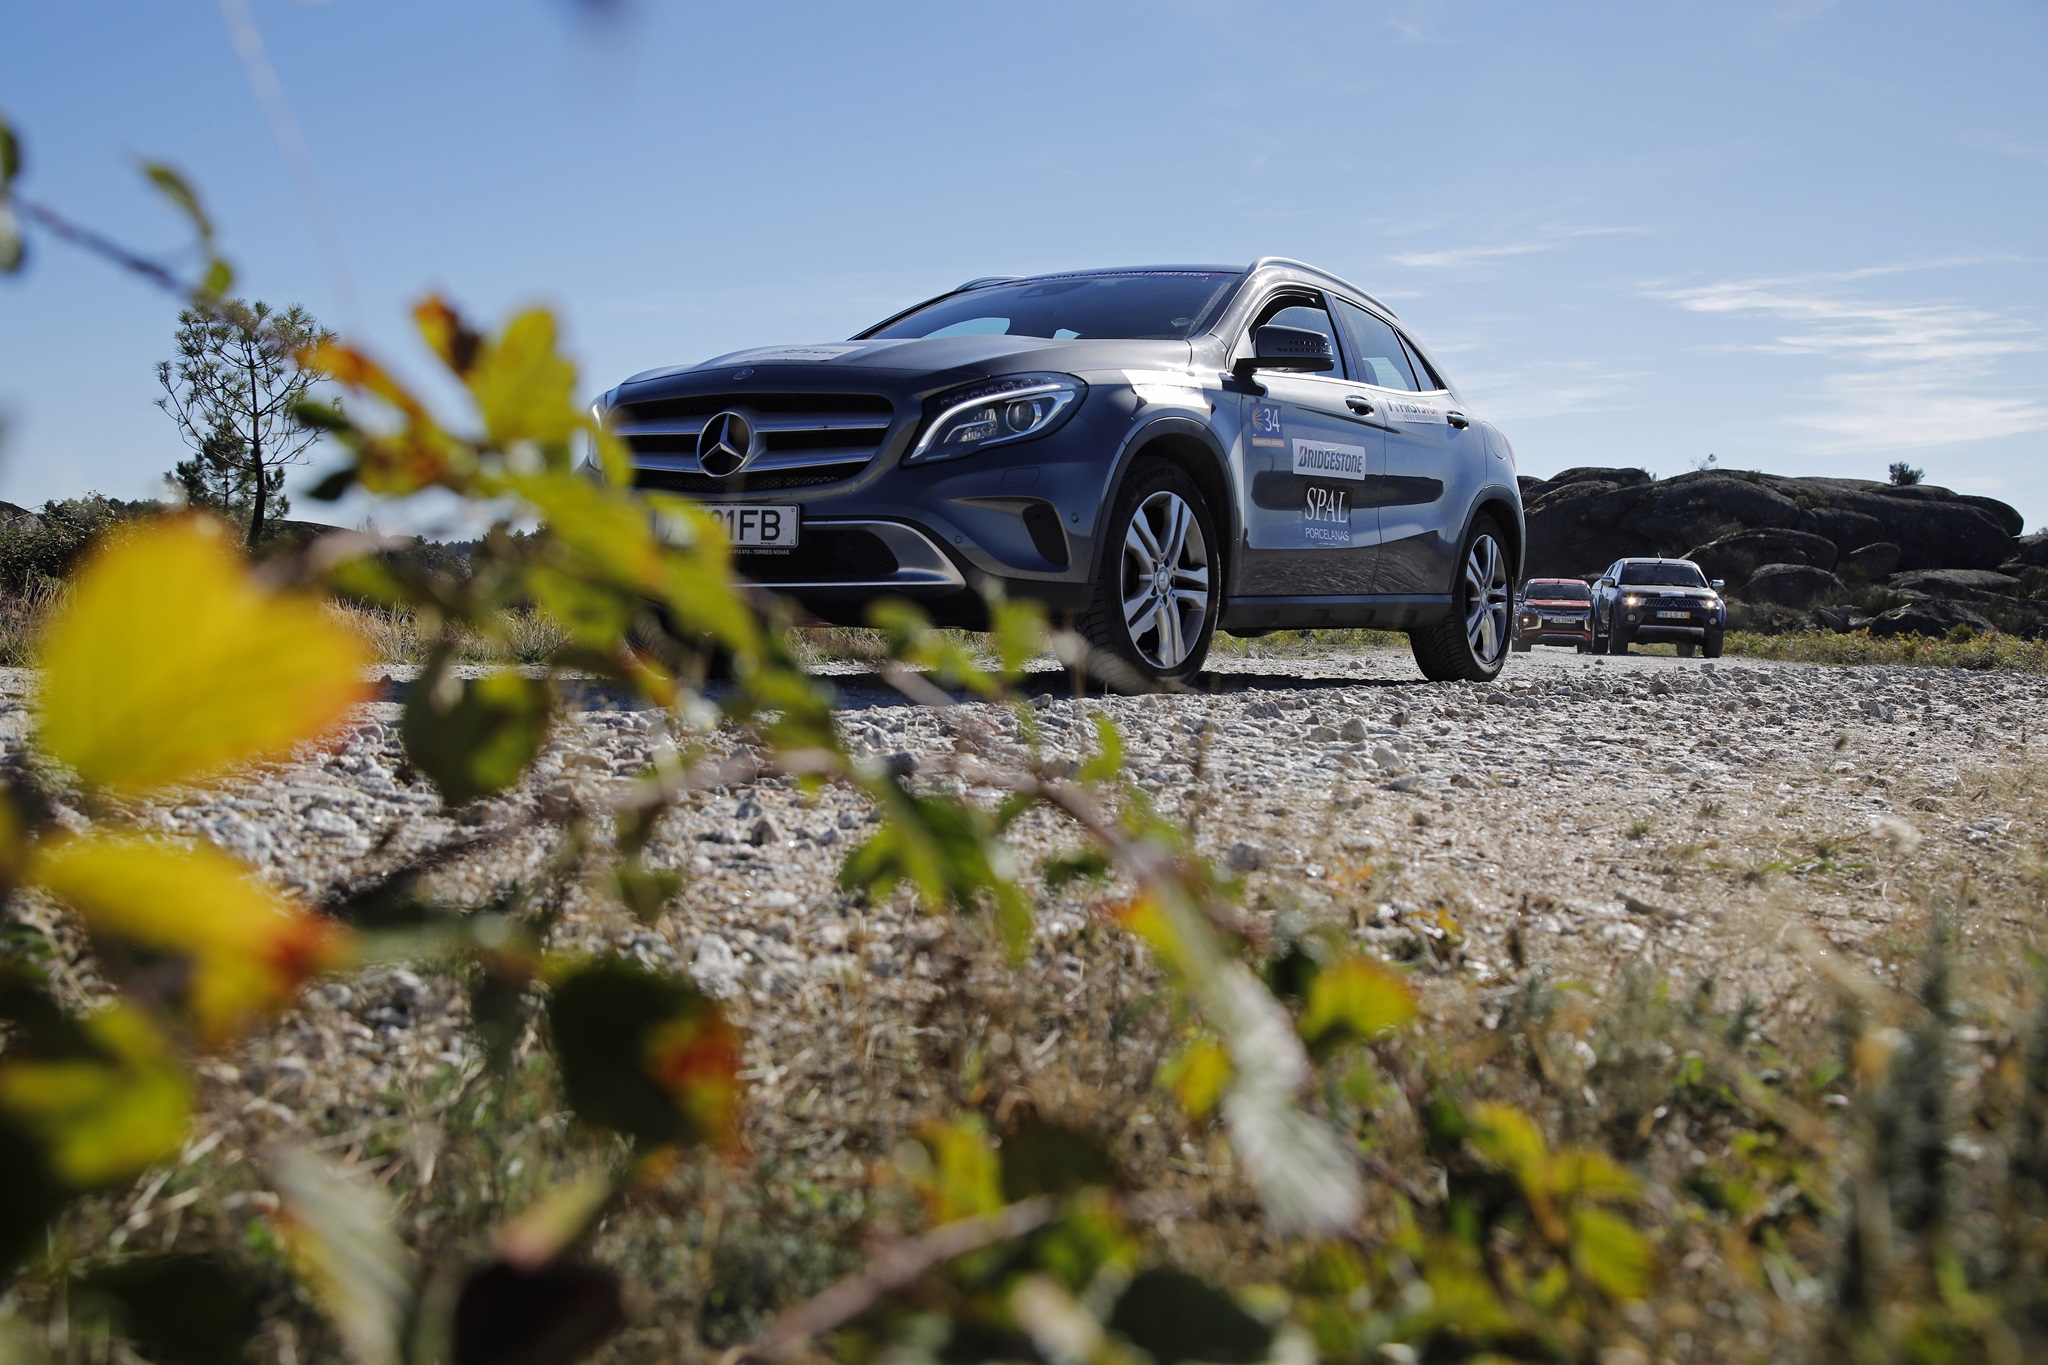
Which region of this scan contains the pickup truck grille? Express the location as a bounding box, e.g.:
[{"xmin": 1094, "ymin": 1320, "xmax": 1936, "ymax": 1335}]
[{"xmin": 614, "ymin": 391, "xmax": 895, "ymax": 494}]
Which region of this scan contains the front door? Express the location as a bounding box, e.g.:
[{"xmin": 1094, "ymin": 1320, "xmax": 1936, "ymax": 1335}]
[{"xmin": 1235, "ymin": 298, "xmax": 1384, "ymax": 597}]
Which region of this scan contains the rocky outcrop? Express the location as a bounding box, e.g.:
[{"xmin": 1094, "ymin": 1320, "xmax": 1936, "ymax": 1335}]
[
  {"xmin": 1844, "ymin": 542, "xmax": 1903, "ymax": 580},
  {"xmin": 1524, "ymin": 468, "xmax": 2021, "ymax": 582},
  {"xmin": 1739, "ymin": 563, "xmax": 1844, "ymax": 607},
  {"xmin": 1866, "ymin": 599, "xmax": 1996, "ymax": 639},
  {"xmin": 1886, "ymin": 569, "xmax": 2027, "ymax": 603},
  {"xmin": 1686, "ymin": 528, "xmax": 1839, "ymax": 582}
]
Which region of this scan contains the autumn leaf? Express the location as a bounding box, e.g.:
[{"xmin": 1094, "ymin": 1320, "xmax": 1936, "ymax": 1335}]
[
  {"xmin": 31, "ymin": 833, "xmax": 350, "ymax": 1044},
  {"xmin": 0, "ymin": 1000, "xmax": 189, "ymax": 1189},
  {"xmin": 1296, "ymin": 955, "xmax": 1417, "ymax": 1052},
  {"xmin": 34, "ymin": 517, "xmax": 372, "ymax": 793}
]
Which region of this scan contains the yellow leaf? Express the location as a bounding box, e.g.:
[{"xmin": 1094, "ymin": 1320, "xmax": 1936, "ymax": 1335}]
[
  {"xmin": 1466, "ymin": 1101, "xmax": 1550, "ymax": 1192},
  {"xmin": 1158, "ymin": 1036, "xmax": 1233, "ymax": 1119},
  {"xmin": 914, "ymin": 1116, "xmax": 1004, "ymax": 1225},
  {"xmin": 1569, "ymin": 1206, "xmax": 1654, "ymax": 1299},
  {"xmin": 31, "ymin": 833, "xmax": 350, "ymax": 1044},
  {"xmin": 0, "ymin": 1004, "xmax": 189, "ymax": 1188},
  {"xmin": 468, "ymin": 309, "xmax": 580, "ymax": 449},
  {"xmin": 1297, "ymin": 955, "xmax": 1417, "ymax": 1050},
  {"xmin": 35, "ymin": 518, "xmax": 373, "ymax": 793},
  {"xmin": 1551, "ymin": 1148, "xmax": 1640, "ymax": 1203}
]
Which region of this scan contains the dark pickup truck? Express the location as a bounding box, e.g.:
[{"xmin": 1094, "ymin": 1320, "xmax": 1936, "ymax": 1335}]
[{"xmin": 1589, "ymin": 557, "xmax": 1727, "ymax": 657}]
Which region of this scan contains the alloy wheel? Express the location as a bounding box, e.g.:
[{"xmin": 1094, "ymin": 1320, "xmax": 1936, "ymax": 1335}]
[
  {"xmin": 1463, "ymin": 533, "xmax": 1511, "ymax": 665},
  {"xmin": 1119, "ymin": 489, "xmax": 1211, "ymax": 670}
]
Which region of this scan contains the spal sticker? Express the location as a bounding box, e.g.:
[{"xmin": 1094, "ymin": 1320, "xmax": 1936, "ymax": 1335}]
[
  {"xmin": 1249, "ymin": 403, "xmax": 1286, "ymax": 448},
  {"xmin": 1291, "ymin": 437, "xmax": 1367, "ymax": 481},
  {"xmin": 1303, "ymin": 485, "xmax": 1351, "ymax": 547}
]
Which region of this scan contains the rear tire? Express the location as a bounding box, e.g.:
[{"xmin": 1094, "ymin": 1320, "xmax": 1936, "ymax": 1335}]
[
  {"xmin": 1409, "ymin": 514, "xmax": 1513, "ymax": 683},
  {"xmin": 1703, "ymin": 630, "xmax": 1725, "ymax": 659},
  {"xmin": 1077, "ymin": 458, "xmax": 1219, "ymax": 692},
  {"xmin": 1607, "ymin": 626, "xmax": 1631, "ymax": 655}
]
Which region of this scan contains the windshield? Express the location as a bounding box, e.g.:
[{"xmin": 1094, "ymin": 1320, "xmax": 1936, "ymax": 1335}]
[
  {"xmin": 1526, "ymin": 582, "xmax": 1590, "ymax": 601},
  {"xmin": 1621, "ymin": 562, "xmax": 1707, "ymax": 587},
  {"xmin": 866, "ymin": 271, "xmax": 1242, "ymax": 342}
]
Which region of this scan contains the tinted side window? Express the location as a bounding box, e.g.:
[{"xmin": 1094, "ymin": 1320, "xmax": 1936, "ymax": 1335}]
[
  {"xmin": 1334, "ymin": 301, "xmax": 1419, "ymax": 391},
  {"xmin": 1399, "ymin": 332, "xmax": 1447, "ymax": 391},
  {"xmin": 1256, "ymin": 302, "xmax": 1343, "ymax": 375}
]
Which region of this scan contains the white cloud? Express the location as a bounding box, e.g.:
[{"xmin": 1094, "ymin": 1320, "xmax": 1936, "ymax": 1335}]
[
  {"xmin": 1389, "ymin": 225, "xmax": 1648, "ymax": 270},
  {"xmin": 1647, "ymin": 263, "xmax": 2048, "ymax": 453},
  {"xmin": 1458, "ymin": 360, "xmax": 1642, "ymax": 423}
]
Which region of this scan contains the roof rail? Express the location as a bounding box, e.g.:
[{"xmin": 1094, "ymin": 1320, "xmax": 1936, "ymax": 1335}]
[
  {"xmin": 1248, "ymin": 257, "xmax": 1397, "ymax": 318},
  {"xmin": 953, "ymin": 276, "xmax": 1018, "ymax": 292}
]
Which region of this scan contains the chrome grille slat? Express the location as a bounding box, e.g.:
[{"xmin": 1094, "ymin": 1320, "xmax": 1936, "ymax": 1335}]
[{"xmin": 616, "ymin": 390, "xmax": 897, "ymax": 491}]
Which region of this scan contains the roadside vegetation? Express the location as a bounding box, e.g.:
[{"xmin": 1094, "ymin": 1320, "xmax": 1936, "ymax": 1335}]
[{"xmin": 1724, "ymin": 628, "xmax": 2048, "ymax": 672}]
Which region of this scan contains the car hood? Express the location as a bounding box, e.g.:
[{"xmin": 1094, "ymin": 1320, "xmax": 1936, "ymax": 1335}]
[
  {"xmin": 1618, "ymin": 584, "xmax": 1718, "ymax": 598},
  {"xmin": 622, "ymin": 335, "xmax": 1194, "ymax": 386}
]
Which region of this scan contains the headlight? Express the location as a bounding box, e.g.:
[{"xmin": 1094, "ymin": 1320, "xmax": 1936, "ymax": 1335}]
[
  {"xmin": 906, "ymin": 372, "xmax": 1085, "ymax": 464},
  {"xmin": 1623, "ymin": 594, "xmax": 1642, "ymax": 607}
]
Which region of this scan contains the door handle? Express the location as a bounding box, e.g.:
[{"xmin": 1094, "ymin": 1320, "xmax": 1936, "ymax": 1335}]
[
  {"xmin": 1345, "ymin": 396, "xmax": 1375, "ymax": 415},
  {"xmin": 1446, "ymin": 410, "xmax": 1470, "ymax": 429}
]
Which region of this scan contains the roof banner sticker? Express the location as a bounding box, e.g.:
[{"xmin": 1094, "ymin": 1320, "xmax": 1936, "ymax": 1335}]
[
  {"xmin": 1124, "ymin": 369, "xmax": 1211, "ymax": 408},
  {"xmin": 1291, "ymin": 437, "xmax": 1367, "ymax": 481},
  {"xmin": 725, "ymin": 343, "xmax": 868, "ymax": 363},
  {"xmin": 1302, "ymin": 484, "xmax": 1352, "ymax": 547},
  {"xmin": 1249, "ymin": 402, "xmax": 1286, "ymax": 448},
  {"xmin": 1382, "ymin": 396, "xmax": 1447, "ymax": 425}
]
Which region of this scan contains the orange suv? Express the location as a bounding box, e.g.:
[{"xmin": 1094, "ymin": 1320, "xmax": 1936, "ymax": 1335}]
[{"xmin": 1512, "ymin": 577, "xmax": 1594, "ymax": 652}]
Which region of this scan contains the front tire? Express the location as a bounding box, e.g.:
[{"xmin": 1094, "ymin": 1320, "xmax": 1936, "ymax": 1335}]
[
  {"xmin": 1409, "ymin": 515, "xmax": 1513, "ymax": 682},
  {"xmin": 1703, "ymin": 630, "xmax": 1724, "ymax": 659},
  {"xmin": 1675, "ymin": 641, "xmax": 1697, "ymax": 658},
  {"xmin": 1607, "ymin": 625, "xmax": 1631, "ymax": 655},
  {"xmin": 1078, "ymin": 458, "xmax": 1219, "ymax": 691}
]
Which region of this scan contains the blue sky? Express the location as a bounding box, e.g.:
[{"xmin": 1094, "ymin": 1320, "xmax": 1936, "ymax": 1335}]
[{"xmin": 3, "ymin": 0, "xmax": 2044, "ymax": 533}]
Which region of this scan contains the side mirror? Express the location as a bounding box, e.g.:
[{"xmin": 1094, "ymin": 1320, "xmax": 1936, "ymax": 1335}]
[
  {"xmin": 1233, "ymin": 324, "xmax": 1335, "ymax": 380},
  {"xmin": 1596, "ymin": 577, "xmax": 1614, "ymax": 588},
  {"xmin": 1711, "ymin": 578, "xmax": 1725, "ymax": 589}
]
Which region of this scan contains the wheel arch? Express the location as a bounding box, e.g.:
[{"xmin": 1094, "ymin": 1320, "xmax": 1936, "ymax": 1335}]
[
  {"xmin": 1459, "ymin": 488, "xmax": 1526, "ymax": 586},
  {"xmin": 1101, "ymin": 417, "xmax": 1236, "ymax": 585}
]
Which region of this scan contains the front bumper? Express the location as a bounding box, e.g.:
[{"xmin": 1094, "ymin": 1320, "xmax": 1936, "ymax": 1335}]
[
  {"xmin": 1517, "ymin": 611, "xmax": 1592, "ymax": 645},
  {"xmin": 1618, "ymin": 612, "xmax": 1722, "ymax": 641}
]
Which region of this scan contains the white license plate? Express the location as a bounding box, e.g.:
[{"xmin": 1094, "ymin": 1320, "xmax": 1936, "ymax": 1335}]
[
  {"xmin": 1657, "ymin": 609, "xmax": 1691, "ymax": 619},
  {"xmin": 706, "ymin": 505, "xmax": 800, "ymax": 550},
  {"xmin": 1543, "ymin": 616, "xmax": 1578, "ymax": 627}
]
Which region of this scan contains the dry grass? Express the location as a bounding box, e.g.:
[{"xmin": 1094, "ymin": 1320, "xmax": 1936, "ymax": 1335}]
[
  {"xmin": 1725, "ymin": 628, "xmax": 2048, "ymax": 671},
  {"xmin": 329, "ymin": 602, "xmax": 575, "ymax": 665}
]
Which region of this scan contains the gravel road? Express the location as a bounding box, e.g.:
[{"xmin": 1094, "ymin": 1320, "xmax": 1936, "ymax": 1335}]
[{"xmin": 6, "ymin": 649, "xmax": 2043, "ymax": 1196}]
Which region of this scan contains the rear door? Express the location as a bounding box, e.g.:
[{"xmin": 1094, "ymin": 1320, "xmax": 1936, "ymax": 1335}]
[
  {"xmin": 1331, "ymin": 303, "xmax": 1474, "ymax": 596},
  {"xmin": 1234, "ymin": 294, "xmax": 1384, "ymax": 597}
]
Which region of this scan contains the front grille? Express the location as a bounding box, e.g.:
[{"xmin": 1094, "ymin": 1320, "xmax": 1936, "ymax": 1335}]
[
  {"xmin": 634, "ymin": 464, "xmax": 866, "ymax": 496},
  {"xmin": 736, "ymin": 529, "xmax": 899, "ymax": 584},
  {"xmin": 616, "ymin": 390, "xmax": 896, "ymax": 480}
]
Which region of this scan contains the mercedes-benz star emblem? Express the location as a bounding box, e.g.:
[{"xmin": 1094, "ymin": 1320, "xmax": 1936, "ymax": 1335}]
[{"xmin": 696, "ymin": 410, "xmax": 754, "ymax": 478}]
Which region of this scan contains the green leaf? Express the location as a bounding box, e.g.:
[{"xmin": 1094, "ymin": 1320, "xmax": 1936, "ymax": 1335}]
[
  {"xmin": 987, "ymin": 594, "xmax": 1048, "ymax": 685},
  {"xmin": 609, "ymin": 861, "xmax": 682, "ymax": 925},
  {"xmin": 1156, "ymin": 1036, "xmax": 1232, "ymax": 1120},
  {"xmin": 1569, "ymin": 1206, "xmax": 1653, "ymax": 1300},
  {"xmin": 1106, "ymin": 1268, "xmax": 1272, "ymax": 1365},
  {"xmin": 1078, "ymin": 712, "xmax": 1124, "ymax": 785},
  {"xmin": 451, "ymin": 1261, "xmax": 623, "ymax": 1365},
  {"xmin": 999, "ymin": 1120, "xmax": 1117, "ymax": 1201},
  {"xmin": 0, "ymin": 115, "xmax": 20, "ymax": 188},
  {"xmin": 839, "ymin": 784, "xmax": 1032, "ymax": 956},
  {"xmin": 401, "ymin": 670, "xmax": 552, "ymax": 806},
  {"xmin": 307, "ymin": 465, "xmax": 358, "ymax": 502},
  {"xmin": 77, "ymin": 1256, "xmax": 256, "ymax": 1365},
  {"xmin": 546, "ymin": 958, "xmax": 742, "ymax": 1151},
  {"xmin": 0, "ymin": 993, "xmax": 190, "ymax": 1189},
  {"xmin": 1040, "ymin": 846, "xmax": 1111, "ymax": 890},
  {"xmin": 140, "ymin": 162, "xmax": 215, "ymax": 245},
  {"xmin": 911, "ymin": 1116, "xmax": 1003, "ymax": 1224}
]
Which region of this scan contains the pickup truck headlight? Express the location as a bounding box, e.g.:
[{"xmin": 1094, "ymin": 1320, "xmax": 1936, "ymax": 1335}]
[
  {"xmin": 1623, "ymin": 594, "xmax": 1642, "ymax": 608},
  {"xmin": 906, "ymin": 372, "xmax": 1085, "ymax": 464}
]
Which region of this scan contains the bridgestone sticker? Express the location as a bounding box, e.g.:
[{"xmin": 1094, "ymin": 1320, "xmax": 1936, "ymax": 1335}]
[
  {"xmin": 1303, "ymin": 485, "xmax": 1351, "ymax": 546},
  {"xmin": 1291, "ymin": 437, "xmax": 1366, "ymax": 481},
  {"xmin": 1382, "ymin": 396, "xmax": 1447, "ymax": 425}
]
